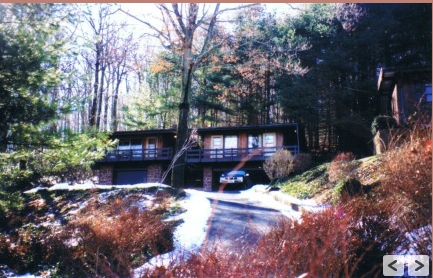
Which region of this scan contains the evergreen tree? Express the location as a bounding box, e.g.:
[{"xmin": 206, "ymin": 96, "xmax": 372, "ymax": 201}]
[
  {"xmin": 0, "ymin": 4, "xmax": 63, "ymax": 150},
  {"xmin": 0, "ymin": 4, "xmax": 114, "ymax": 200}
]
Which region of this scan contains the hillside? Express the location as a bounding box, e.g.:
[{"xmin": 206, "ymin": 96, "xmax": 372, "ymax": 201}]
[{"xmin": 277, "ymin": 155, "xmax": 384, "ymax": 205}]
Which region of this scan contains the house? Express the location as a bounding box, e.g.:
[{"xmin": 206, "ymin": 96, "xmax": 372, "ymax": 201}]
[
  {"xmin": 95, "ymin": 123, "xmax": 304, "ymax": 191},
  {"xmin": 377, "ymin": 67, "xmax": 432, "ymax": 125},
  {"xmin": 374, "ymin": 66, "xmax": 431, "ymax": 154},
  {"xmin": 96, "ymin": 128, "xmax": 177, "ymax": 185}
]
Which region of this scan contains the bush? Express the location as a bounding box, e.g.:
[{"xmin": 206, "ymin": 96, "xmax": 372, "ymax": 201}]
[
  {"xmin": 0, "ymin": 190, "xmax": 178, "ymax": 276},
  {"xmin": 263, "ymin": 149, "xmax": 295, "ymax": 181},
  {"xmin": 327, "ymin": 152, "xmax": 358, "ymax": 183},
  {"xmin": 292, "ymin": 153, "xmax": 313, "ymax": 173},
  {"xmin": 264, "ymin": 150, "xmax": 312, "ymax": 182},
  {"xmin": 371, "ymin": 115, "xmax": 398, "ymax": 135},
  {"xmin": 144, "ymin": 199, "xmax": 398, "ymax": 277},
  {"xmin": 378, "ymin": 124, "xmax": 431, "ymax": 253},
  {"xmin": 47, "ymin": 195, "xmax": 176, "ymax": 277}
]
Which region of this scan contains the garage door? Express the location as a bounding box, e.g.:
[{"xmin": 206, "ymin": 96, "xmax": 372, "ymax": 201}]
[{"xmin": 115, "ymin": 169, "xmax": 147, "ymax": 185}]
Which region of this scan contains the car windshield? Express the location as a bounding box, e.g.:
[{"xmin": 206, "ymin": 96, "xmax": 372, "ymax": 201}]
[{"xmin": 224, "ymin": 171, "xmax": 245, "ymax": 176}]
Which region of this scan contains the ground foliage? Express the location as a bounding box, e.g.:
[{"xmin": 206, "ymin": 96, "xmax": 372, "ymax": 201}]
[
  {"xmin": 0, "ymin": 187, "xmax": 180, "ymax": 277},
  {"xmin": 142, "ymin": 124, "xmax": 431, "ymax": 277}
]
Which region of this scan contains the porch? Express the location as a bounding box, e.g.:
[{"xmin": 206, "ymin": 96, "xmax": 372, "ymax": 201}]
[
  {"xmin": 100, "ymin": 147, "xmax": 173, "ymax": 162},
  {"xmin": 185, "ymin": 145, "xmax": 300, "ymax": 163}
]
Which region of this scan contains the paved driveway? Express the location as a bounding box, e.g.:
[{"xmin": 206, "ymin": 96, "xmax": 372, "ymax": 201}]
[{"xmin": 200, "ymin": 190, "xmax": 292, "ymax": 251}]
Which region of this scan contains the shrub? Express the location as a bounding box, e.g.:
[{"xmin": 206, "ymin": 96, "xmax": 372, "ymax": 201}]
[
  {"xmin": 378, "ymin": 124, "xmax": 431, "ymax": 254},
  {"xmin": 0, "ymin": 224, "xmax": 51, "ymax": 274},
  {"xmin": 264, "ymin": 151, "xmax": 312, "ymax": 182},
  {"xmin": 371, "ymin": 115, "xmax": 398, "ymax": 135},
  {"xmin": 292, "ymin": 153, "xmax": 313, "ymax": 173},
  {"xmin": 327, "ymin": 152, "xmax": 357, "ymax": 183},
  {"xmin": 263, "ymin": 149, "xmax": 295, "ymax": 181},
  {"xmin": 144, "ymin": 198, "xmax": 398, "ymax": 277},
  {"xmin": 47, "ymin": 196, "xmax": 176, "ymax": 277}
]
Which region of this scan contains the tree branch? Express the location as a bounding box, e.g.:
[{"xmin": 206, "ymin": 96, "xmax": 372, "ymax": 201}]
[{"xmin": 117, "ymin": 7, "xmax": 170, "ymax": 43}]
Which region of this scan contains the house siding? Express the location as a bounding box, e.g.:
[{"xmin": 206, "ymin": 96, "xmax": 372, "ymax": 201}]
[
  {"xmin": 203, "ymin": 166, "xmax": 213, "ymax": 192},
  {"xmin": 147, "ymin": 163, "xmax": 163, "ymax": 183},
  {"xmin": 97, "ymin": 165, "xmax": 114, "ymax": 185},
  {"xmin": 96, "ymin": 124, "xmax": 303, "ymax": 190}
]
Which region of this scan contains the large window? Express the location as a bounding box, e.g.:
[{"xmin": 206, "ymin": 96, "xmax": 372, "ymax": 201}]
[
  {"xmin": 263, "ymin": 133, "xmax": 276, "ymax": 147},
  {"xmin": 146, "ymin": 137, "xmax": 157, "ymax": 158},
  {"xmin": 263, "ymin": 133, "xmax": 276, "ymax": 157},
  {"xmin": 248, "ymin": 134, "xmax": 262, "ymax": 155},
  {"xmin": 224, "ymin": 135, "xmax": 238, "ymax": 157},
  {"xmin": 117, "ymin": 139, "xmax": 142, "ymax": 150},
  {"xmin": 248, "ymin": 134, "xmax": 263, "ymax": 149},
  {"xmin": 117, "ymin": 139, "xmax": 143, "ymax": 158},
  {"xmin": 211, "ymin": 135, "xmax": 223, "ymax": 158}
]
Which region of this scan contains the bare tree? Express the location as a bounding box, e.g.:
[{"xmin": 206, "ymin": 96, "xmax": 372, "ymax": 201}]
[
  {"xmin": 120, "ymin": 3, "xmax": 259, "ymax": 187},
  {"xmin": 160, "ymin": 128, "xmax": 197, "ymax": 184}
]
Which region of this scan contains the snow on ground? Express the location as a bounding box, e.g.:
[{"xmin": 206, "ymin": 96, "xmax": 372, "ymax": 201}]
[
  {"xmin": 19, "ymin": 182, "xmax": 315, "ymax": 278},
  {"xmin": 24, "ymin": 182, "xmax": 170, "ymax": 194},
  {"xmin": 133, "ymin": 189, "xmax": 212, "ymax": 277}
]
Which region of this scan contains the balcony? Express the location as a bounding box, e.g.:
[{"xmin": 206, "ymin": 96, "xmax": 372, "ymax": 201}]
[
  {"xmin": 100, "ymin": 147, "xmax": 173, "ymax": 162},
  {"xmin": 185, "ymin": 145, "xmax": 300, "ymax": 163}
]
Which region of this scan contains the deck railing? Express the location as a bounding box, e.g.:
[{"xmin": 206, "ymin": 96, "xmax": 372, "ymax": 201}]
[
  {"xmin": 100, "ymin": 147, "xmax": 173, "ymax": 162},
  {"xmin": 185, "ymin": 145, "xmax": 300, "ymax": 163}
]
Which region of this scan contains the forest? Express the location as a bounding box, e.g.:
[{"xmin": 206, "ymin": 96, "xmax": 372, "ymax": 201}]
[
  {"xmin": 0, "ymin": 4, "xmax": 431, "ymax": 276},
  {"xmin": 0, "ymin": 3, "xmax": 431, "ymax": 190}
]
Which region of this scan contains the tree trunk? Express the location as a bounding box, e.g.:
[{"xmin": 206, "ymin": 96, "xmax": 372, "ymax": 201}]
[
  {"xmin": 171, "ymin": 47, "xmax": 194, "ymax": 188},
  {"xmin": 111, "ymin": 69, "xmax": 123, "ymax": 132},
  {"xmin": 96, "ymin": 60, "xmax": 106, "ymax": 130},
  {"xmin": 89, "ymin": 41, "xmax": 101, "ymax": 127}
]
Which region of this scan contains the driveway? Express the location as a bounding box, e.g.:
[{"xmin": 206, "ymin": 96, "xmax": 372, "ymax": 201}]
[{"xmin": 200, "ymin": 190, "xmax": 296, "ymax": 252}]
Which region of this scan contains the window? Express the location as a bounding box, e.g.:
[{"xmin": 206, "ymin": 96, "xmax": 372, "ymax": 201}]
[
  {"xmin": 263, "ymin": 133, "xmax": 276, "ymax": 147},
  {"xmin": 211, "ymin": 135, "xmax": 223, "ymax": 158},
  {"xmin": 116, "ymin": 139, "xmax": 143, "ymax": 158},
  {"xmin": 248, "ymin": 134, "xmax": 262, "ymax": 155},
  {"xmin": 425, "ymin": 84, "xmax": 432, "ymax": 102},
  {"xmin": 224, "ymin": 135, "xmax": 238, "ymax": 157},
  {"xmin": 263, "ymin": 133, "xmax": 276, "ymax": 157},
  {"xmin": 118, "ymin": 139, "xmax": 131, "ymax": 150},
  {"xmin": 146, "ymin": 137, "xmax": 157, "ymax": 158}
]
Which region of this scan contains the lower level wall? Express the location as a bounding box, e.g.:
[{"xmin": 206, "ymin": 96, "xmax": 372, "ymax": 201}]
[
  {"xmin": 147, "ymin": 164, "xmax": 163, "ymax": 183},
  {"xmin": 96, "ymin": 165, "xmax": 114, "ymax": 185},
  {"xmin": 95, "ymin": 163, "xmax": 164, "ymax": 185},
  {"xmin": 203, "ymin": 166, "xmax": 213, "ymax": 192}
]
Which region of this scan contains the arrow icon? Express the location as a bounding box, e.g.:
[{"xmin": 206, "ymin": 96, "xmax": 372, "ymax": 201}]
[
  {"xmin": 388, "ymin": 260, "xmax": 398, "ymax": 271},
  {"xmin": 415, "ymin": 260, "xmax": 424, "ymax": 271}
]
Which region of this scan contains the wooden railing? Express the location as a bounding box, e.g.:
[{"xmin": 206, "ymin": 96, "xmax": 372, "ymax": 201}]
[
  {"xmin": 185, "ymin": 145, "xmax": 300, "ymax": 163},
  {"xmin": 100, "ymin": 147, "xmax": 173, "ymax": 162}
]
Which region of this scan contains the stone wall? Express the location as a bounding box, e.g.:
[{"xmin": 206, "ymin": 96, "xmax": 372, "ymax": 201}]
[
  {"xmin": 203, "ymin": 166, "xmax": 213, "ymax": 191},
  {"xmin": 147, "ymin": 164, "xmax": 163, "ymax": 183},
  {"xmin": 96, "ymin": 165, "xmax": 113, "ymax": 185}
]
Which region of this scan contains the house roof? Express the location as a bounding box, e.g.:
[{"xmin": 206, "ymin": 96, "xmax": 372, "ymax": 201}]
[
  {"xmin": 111, "ymin": 128, "xmax": 176, "ymax": 138},
  {"xmin": 377, "ymin": 67, "xmax": 432, "ymax": 95},
  {"xmin": 110, "ymin": 123, "xmax": 300, "ymax": 138},
  {"xmin": 195, "ymin": 123, "xmax": 299, "ymax": 134}
]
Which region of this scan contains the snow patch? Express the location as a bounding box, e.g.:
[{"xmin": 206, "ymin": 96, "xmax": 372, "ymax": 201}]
[
  {"xmin": 133, "ymin": 189, "xmax": 212, "ymax": 277},
  {"xmin": 24, "ymin": 182, "xmax": 170, "ymax": 194}
]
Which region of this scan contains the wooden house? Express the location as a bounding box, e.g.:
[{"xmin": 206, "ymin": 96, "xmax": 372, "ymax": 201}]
[
  {"xmin": 95, "ymin": 123, "xmax": 304, "ymax": 191},
  {"xmin": 377, "ymin": 67, "xmax": 431, "ymax": 125},
  {"xmin": 96, "ymin": 128, "xmax": 176, "ymax": 185},
  {"xmin": 188, "ymin": 123, "xmax": 302, "ymax": 190}
]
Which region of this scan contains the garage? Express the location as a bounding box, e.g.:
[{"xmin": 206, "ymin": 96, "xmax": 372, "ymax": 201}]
[{"xmin": 114, "ymin": 169, "xmax": 147, "ymax": 185}]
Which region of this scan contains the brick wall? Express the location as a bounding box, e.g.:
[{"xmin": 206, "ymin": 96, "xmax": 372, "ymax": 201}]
[
  {"xmin": 147, "ymin": 164, "xmax": 163, "ymax": 183},
  {"xmin": 203, "ymin": 166, "xmax": 213, "ymax": 191},
  {"xmin": 96, "ymin": 165, "xmax": 113, "ymax": 185}
]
